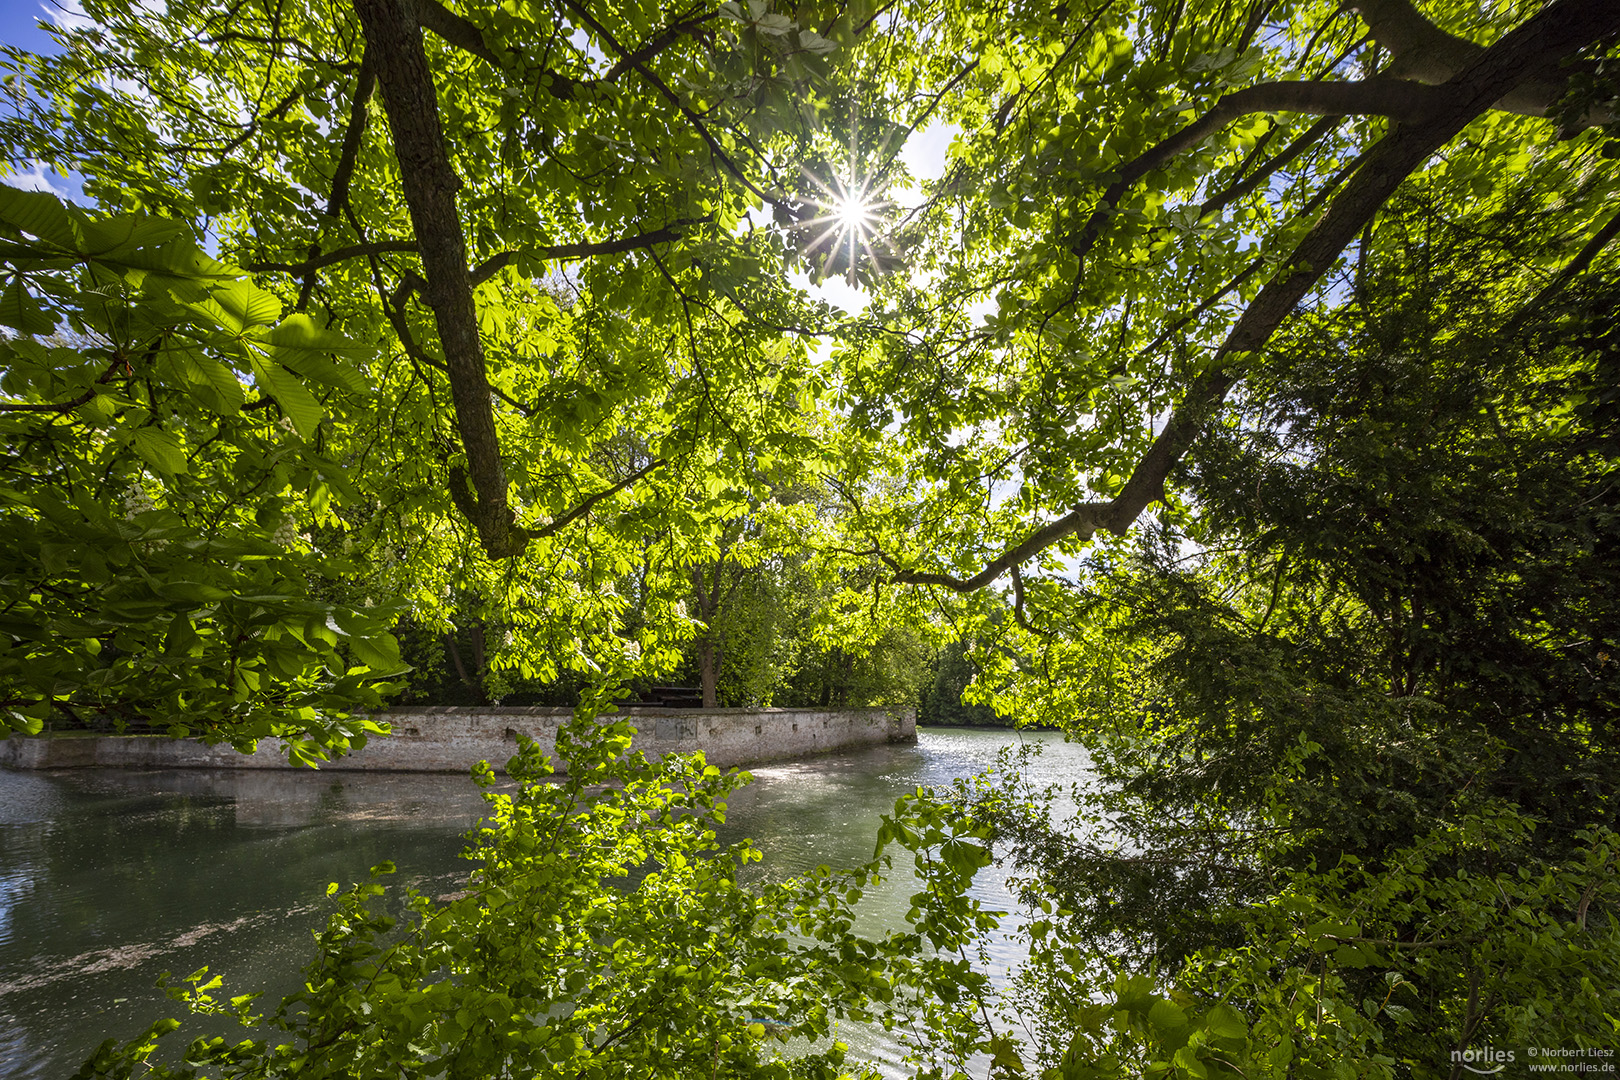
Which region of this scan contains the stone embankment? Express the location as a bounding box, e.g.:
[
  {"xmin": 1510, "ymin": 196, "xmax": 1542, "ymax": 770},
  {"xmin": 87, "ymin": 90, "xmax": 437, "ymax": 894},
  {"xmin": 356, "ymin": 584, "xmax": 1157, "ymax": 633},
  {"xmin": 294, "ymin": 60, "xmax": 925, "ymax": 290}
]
[{"xmin": 0, "ymin": 705, "xmax": 916, "ymax": 773}]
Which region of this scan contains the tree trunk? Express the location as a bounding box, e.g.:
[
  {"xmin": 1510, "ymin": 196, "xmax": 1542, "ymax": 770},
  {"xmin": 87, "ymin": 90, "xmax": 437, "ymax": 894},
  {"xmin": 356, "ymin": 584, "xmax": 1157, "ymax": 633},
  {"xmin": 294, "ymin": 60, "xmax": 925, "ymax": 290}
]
[
  {"xmin": 444, "ymin": 630, "xmax": 485, "ymax": 702},
  {"xmin": 353, "ymin": 0, "xmax": 521, "ymax": 558},
  {"xmin": 698, "ymin": 638, "xmax": 718, "ymax": 708}
]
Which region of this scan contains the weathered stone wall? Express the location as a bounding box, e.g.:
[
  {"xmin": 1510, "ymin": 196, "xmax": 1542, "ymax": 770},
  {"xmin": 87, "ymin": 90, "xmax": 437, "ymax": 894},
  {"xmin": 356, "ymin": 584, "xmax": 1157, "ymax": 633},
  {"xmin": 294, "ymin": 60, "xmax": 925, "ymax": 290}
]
[{"xmin": 0, "ymin": 706, "xmax": 916, "ymax": 774}]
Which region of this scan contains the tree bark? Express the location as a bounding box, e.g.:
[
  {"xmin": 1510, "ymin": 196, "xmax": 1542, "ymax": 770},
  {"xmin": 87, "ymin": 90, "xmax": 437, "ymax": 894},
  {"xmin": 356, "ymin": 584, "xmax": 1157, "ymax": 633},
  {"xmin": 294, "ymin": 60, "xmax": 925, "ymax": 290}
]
[
  {"xmin": 698, "ymin": 639, "xmax": 718, "ymax": 708},
  {"xmin": 353, "ymin": 0, "xmax": 522, "ymax": 558},
  {"xmin": 692, "ymin": 563, "xmax": 720, "ymax": 707}
]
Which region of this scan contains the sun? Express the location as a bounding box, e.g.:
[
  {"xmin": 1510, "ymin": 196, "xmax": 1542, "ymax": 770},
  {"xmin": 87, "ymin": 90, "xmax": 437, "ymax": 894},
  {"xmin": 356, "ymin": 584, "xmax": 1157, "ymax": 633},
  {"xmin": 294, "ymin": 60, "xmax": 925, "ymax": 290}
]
[
  {"xmin": 800, "ymin": 173, "xmax": 888, "ymax": 283},
  {"xmin": 833, "ymin": 191, "xmax": 876, "ymax": 231}
]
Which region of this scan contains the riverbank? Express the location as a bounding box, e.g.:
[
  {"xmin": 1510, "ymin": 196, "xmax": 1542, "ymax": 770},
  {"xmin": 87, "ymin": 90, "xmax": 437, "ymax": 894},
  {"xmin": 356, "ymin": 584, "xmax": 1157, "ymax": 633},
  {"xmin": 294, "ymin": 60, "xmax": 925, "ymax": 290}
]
[{"xmin": 0, "ymin": 705, "xmax": 916, "ymax": 773}]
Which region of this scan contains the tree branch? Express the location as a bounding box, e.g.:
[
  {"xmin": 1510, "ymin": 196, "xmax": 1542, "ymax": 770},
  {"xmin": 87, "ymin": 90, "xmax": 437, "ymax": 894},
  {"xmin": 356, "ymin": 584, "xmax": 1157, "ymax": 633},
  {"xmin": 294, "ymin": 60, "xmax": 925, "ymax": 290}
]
[
  {"xmin": 295, "ymin": 56, "xmax": 378, "ymax": 311},
  {"xmin": 0, "ymin": 358, "xmax": 123, "ymax": 413},
  {"xmin": 250, "ymin": 219, "xmax": 710, "ymax": 283},
  {"xmin": 1351, "ymin": 0, "xmax": 1607, "ymax": 122},
  {"xmin": 552, "ymin": 0, "xmax": 783, "ymax": 208},
  {"xmin": 532, "ymin": 457, "xmax": 667, "ymax": 539},
  {"xmin": 468, "ymin": 217, "xmax": 712, "ymax": 285},
  {"xmin": 895, "ymin": 0, "xmax": 1620, "ymax": 593},
  {"xmin": 1197, "ymin": 114, "xmax": 1344, "ymax": 221},
  {"xmin": 597, "ymin": 7, "xmax": 715, "ymax": 84},
  {"xmin": 1071, "ymin": 77, "xmax": 1437, "ymax": 262},
  {"xmin": 414, "ymin": 0, "xmax": 498, "ymax": 65},
  {"xmin": 1524, "ymin": 206, "xmax": 1620, "ymax": 314},
  {"xmin": 245, "ymin": 240, "xmax": 418, "ymax": 276}
]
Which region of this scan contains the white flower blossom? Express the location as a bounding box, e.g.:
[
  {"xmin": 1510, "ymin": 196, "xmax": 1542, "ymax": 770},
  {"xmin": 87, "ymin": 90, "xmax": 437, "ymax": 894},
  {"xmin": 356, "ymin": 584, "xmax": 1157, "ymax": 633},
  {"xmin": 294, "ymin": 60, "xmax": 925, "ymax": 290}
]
[
  {"xmin": 277, "ymin": 415, "xmax": 297, "ymax": 435},
  {"xmin": 122, "ymin": 484, "xmax": 155, "ymax": 519},
  {"xmin": 272, "ymin": 518, "xmax": 300, "ymax": 548}
]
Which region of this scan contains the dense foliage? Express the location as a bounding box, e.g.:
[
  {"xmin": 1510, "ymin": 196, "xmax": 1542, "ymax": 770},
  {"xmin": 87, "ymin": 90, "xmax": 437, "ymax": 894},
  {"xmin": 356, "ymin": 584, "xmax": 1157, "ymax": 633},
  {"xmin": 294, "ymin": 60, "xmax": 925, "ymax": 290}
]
[{"xmin": 950, "ymin": 202, "xmax": 1620, "ymax": 1074}]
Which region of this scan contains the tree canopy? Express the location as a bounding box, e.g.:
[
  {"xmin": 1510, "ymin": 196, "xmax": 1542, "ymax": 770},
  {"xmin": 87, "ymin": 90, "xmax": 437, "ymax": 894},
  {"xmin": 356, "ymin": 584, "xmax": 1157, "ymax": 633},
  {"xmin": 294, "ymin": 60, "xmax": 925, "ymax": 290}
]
[{"xmin": 2, "ymin": 0, "xmax": 1616, "ymax": 743}]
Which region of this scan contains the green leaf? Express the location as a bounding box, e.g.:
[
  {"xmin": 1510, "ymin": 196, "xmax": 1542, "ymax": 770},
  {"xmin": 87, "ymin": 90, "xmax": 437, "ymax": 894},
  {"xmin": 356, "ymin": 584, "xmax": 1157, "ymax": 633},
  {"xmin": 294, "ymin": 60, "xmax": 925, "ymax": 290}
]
[
  {"xmin": 349, "ymin": 632, "xmax": 405, "ymax": 674},
  {"xmin": 249, "ymin": 356, "xmax": 323, "ymax": 437},
  {"xmin": 1202, "ymin": 1004, "xmax": 1246, "ymax": 1040},
  {"xmin": 0, "ymin": 278, "xmax": 56, "ymax": 334},
  {"xmin": 1146, "ymin": 998, "xmax": 1189, "ymax": 1046},
  {"xmin": 0, "ymin": 183, "xmax": 79, "ymax": 247},
  {"xmin": 213, "ymin": 279, "xmax": 282, "ymax": 329},
  {"xmin": 131, "ymin": 427, "xmax": 189, "ymax": 475}
]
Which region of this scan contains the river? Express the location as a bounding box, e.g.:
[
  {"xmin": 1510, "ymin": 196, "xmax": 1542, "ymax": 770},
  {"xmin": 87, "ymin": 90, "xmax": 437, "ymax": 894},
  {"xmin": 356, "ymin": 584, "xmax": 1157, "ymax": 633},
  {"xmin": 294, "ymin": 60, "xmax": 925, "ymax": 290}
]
[{"xmin": 0, "ymin": 726, "xmax": 1089, "ymax": 1077}]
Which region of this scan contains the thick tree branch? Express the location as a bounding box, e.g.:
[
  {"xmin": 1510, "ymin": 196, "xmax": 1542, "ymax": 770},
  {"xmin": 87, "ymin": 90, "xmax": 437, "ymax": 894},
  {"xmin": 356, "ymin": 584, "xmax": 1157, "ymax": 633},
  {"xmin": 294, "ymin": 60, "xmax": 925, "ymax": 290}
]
[
  {"xmin": 1120, "ymin": 78, "xmax": 1435, "ymax": 183},
  {"xmin": 327, "ymin": 52, "xmax": 376, "ymax": 221},
  {"xmin": 1072, "ymin": 77, "xmax": 1437, "ymax": 261},
  {"xmin": 355, "ymin": 0, "xmax": 521, "ymax": 557},
  {"xmin": 414, "ymin": 0, "xmax": 498, "ymax": 65},
  {"xmin": 1352, "ymin": 0, "xmax": 1606, "ymax": 122},
  {"xmin": 896, "ymin": 0, "xmax": 1620, "ymax": 593}
]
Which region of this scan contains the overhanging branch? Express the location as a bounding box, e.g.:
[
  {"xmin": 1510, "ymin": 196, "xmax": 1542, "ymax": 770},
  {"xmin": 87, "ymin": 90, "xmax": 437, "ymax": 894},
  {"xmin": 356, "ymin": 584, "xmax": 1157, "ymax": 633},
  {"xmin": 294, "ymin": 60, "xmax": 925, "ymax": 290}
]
[
  {"xmin": 1072, "ymin": 77, "xmax": 1438, "ymax": 262},
  {"xmin": 893, "ymin": 0, "xmax": 1620, "ymax": 595},
  {"xmin": 1352, "ymin": 0, "xmax": 1608, "ymax": 122}
]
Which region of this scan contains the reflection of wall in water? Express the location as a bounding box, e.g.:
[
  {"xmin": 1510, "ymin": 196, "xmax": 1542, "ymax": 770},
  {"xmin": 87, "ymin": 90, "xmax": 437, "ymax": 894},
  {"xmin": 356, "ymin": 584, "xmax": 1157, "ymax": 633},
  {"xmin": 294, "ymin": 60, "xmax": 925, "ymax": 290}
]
[
  {"xmin": 1, "ymin": 706, "xmax": 916, "ymax": 775},
  {"xmin": 34, "ymin": 768, "xmax": 498, "ymax": 828}
]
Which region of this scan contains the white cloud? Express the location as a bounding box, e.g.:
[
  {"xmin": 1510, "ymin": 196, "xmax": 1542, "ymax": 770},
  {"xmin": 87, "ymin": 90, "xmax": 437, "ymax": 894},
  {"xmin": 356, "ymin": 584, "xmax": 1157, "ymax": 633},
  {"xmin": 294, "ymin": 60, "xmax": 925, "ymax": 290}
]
[
  {"xmin": 4, "ymin": 161, "xmax": 67, "ymax": 194},
  {"xmin": 41, "ymin": 0, "xmax": 94, "ymax": 34}
]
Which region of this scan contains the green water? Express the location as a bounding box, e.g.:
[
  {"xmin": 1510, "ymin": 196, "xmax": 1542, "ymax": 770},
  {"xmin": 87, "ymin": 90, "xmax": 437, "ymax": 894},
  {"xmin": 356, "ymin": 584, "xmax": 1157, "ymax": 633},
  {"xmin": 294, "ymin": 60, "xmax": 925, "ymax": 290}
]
[{"xmin": 0, "ymin": 727, "xmax": 1089, "ymax": 1077}]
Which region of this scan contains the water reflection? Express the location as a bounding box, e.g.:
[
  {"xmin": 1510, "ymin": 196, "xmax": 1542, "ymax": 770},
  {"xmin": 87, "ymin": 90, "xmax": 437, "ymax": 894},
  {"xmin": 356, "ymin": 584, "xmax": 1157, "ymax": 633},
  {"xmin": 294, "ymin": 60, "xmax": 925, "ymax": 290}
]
[{"xmin": 0, "ymin": 728, "xmax": 1088, "ymax": 1078}]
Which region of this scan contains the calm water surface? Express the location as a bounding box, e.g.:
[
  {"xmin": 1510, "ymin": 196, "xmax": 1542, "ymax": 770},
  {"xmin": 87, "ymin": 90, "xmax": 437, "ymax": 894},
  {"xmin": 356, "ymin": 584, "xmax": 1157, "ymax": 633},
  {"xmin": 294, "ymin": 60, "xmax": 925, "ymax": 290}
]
[{"xmin": 0, "ymin": 727, "xmax": 1089, "ymax": 1077}]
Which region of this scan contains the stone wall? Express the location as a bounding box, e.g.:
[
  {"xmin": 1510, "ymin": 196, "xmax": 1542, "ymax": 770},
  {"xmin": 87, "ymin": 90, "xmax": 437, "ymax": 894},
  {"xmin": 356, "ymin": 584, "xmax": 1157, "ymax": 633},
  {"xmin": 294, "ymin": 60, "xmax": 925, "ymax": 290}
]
[{"xmin": 0, "ymin": 705, "xmax": 916, "ymax": 774}]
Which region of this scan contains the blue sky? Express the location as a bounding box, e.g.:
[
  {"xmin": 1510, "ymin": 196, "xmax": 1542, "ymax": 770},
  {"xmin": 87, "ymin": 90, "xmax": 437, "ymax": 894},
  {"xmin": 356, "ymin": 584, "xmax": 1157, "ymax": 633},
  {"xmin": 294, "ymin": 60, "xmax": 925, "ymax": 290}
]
[
  {"xmin": 1, "ymin": 1, "xmax": 69, "ymax": 55},
  {"xmin": 1, "ymin": 0, "xmax": 85, "ymax": 197}
]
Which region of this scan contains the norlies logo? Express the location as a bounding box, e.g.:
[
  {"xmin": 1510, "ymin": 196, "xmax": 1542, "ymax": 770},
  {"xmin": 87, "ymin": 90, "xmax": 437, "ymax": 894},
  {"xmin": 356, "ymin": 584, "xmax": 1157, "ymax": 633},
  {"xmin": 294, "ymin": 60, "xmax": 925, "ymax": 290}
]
[{"xmin": 1453, "ymin": 1048, "xmax": 1517, "ymax": 1075}]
